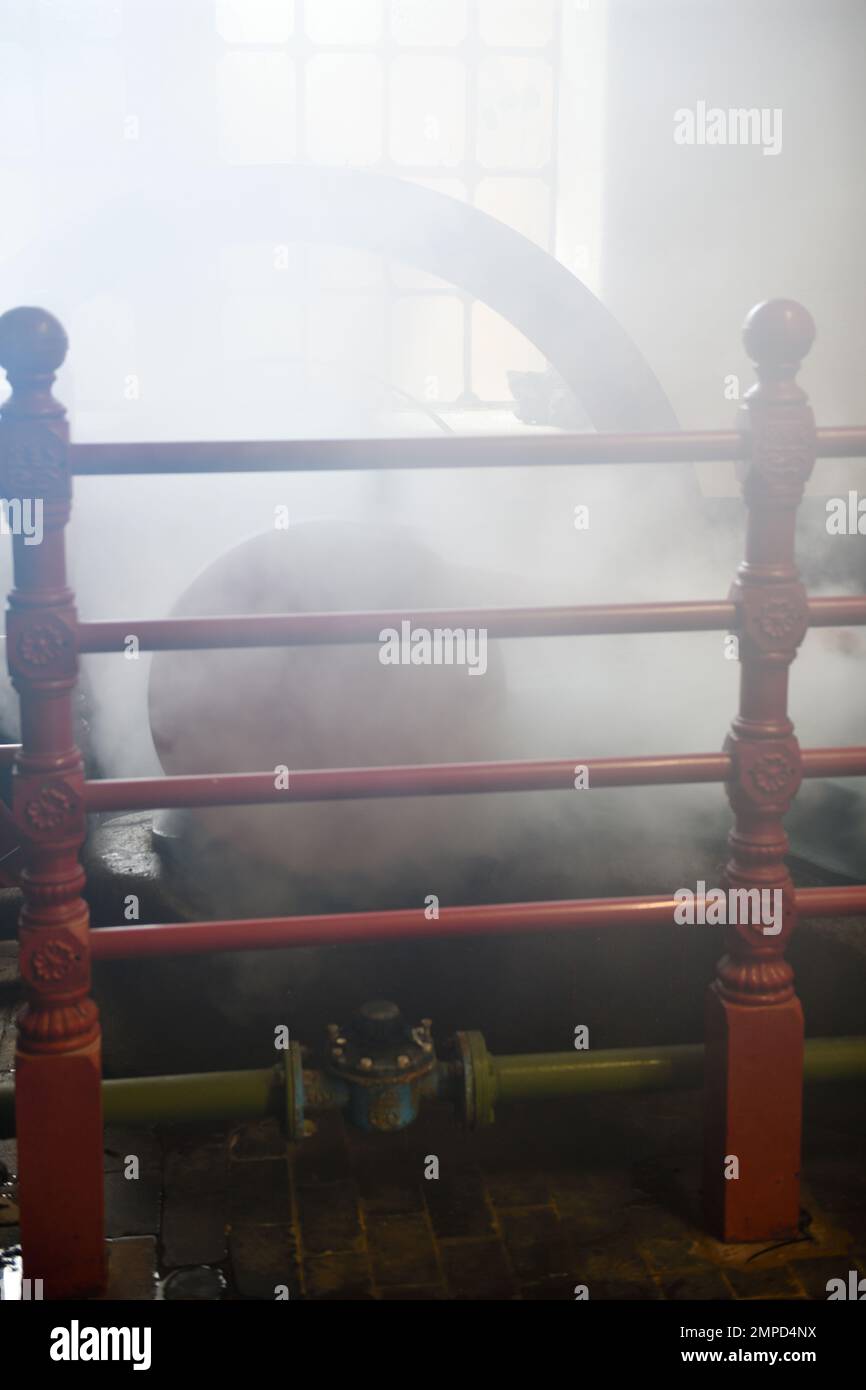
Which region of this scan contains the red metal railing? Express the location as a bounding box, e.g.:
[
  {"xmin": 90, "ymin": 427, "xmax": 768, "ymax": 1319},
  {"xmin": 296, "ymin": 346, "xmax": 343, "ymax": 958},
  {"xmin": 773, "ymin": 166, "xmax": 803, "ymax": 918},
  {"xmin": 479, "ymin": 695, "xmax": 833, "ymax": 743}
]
[
  {"xmin": 1, "ymin": 298, "xmax": 865, "ymax": 1296},
  {"xmin": 80, "ymin": 746, "xmax": 866, "ymax": 812},
  {"xmin": 88, "ymin": 885, "xmax": 866, "ymax": 963},
  {"xmin": 72, "ymin": 593, "xmax": 866, "ymax": 650},
  {"xmin": 66, "ymin": 423, "xmax": 866, "ymax": 473}
]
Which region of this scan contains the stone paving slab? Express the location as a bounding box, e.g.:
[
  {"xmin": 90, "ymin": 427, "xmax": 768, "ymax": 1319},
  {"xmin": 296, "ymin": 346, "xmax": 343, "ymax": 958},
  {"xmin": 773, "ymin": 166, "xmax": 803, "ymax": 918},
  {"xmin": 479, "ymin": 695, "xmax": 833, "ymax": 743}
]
[
  {"xmin": 99, "ymin": 1237, "xmax": 159, "ymax": 1301},
  {"xmin": 295, "ymin": 1177, "xmax": 365, "ymax": 1257},
  {"xmin": 424, "ymin": 1168, "xmax": 497, "ymax": 1240},
  {"xmin": 367, "ymin": 1213, "xmax": 441, "ymax": 1287},
  {"xmin": 438, "ymin": 1236, "xmax": 517, "ymax": 1300},
  {"xmin": 228, "ymin": 1222, "xmax": 301, "ymax": 1300},
  {"xmin": 160, "ymin": 1133, "xmax": 229, "ymax": 1269},
  {"xmin": 103, "ymin": 1127, "xmax": 163, "ymax": 1238}
]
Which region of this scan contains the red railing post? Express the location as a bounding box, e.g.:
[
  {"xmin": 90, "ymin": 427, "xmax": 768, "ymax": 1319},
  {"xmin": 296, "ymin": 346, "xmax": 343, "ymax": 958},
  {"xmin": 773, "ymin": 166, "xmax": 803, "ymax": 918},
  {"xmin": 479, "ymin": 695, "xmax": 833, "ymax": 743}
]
[
  {"xmin": 703, "ymin": 300, "xmax": 816, "ymax": 1241},
  {"xmin": 0, "ymin": 308, "xmax": 106, "ymax": 1296}
]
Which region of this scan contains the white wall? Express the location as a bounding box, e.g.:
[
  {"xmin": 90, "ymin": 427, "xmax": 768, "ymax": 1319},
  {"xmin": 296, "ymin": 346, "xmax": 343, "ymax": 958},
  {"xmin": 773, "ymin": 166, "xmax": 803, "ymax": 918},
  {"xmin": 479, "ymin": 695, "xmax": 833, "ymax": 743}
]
[{"xmin": 601, "ymin": 0, "xmax": 866, "ymax": 496}]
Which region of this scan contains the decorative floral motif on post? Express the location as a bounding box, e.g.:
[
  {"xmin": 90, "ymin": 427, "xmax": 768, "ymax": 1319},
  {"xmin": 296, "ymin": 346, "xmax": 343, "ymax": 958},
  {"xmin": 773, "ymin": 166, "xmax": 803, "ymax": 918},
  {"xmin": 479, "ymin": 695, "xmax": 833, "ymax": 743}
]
[
  {"xmin": 750, "ymin": 750, "xmax": 796, "ymax": 796},
  {"xmin": 19, "ymin": 926, "xmax": 89, "ymax": 996},
  {"xmin": 24, "ymin": 782, "xmax": 78, "ymax": 833},
  {"xmin": 15, "ymin": 616, "xmax": 72, "ymax": 669},
  {"xmin": 726, "ymin": 735, "xmax": 802, "ymax": 812},
  {"xmin": 735, "ymin": 583, "xmax": 809, "ymax": 657},
  {"xmin": 31, "ymin": 937, "xmax": 79, "ymax": 982},
  {"xmin": 756, "ymin": 597, "xmax": 802, "ymax": 642}
]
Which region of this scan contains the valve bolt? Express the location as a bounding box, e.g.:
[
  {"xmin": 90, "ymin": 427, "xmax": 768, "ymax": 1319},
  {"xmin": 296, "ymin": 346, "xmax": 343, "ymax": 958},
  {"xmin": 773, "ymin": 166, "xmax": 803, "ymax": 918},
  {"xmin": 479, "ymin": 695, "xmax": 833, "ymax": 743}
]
[
  {"xmin": 397, "ymin": 1055, "xmax": 410, "ymax": 1069},
  {"xmin": 359, "ymin": 1057, "xmax": 373, "ymax": 1072}
]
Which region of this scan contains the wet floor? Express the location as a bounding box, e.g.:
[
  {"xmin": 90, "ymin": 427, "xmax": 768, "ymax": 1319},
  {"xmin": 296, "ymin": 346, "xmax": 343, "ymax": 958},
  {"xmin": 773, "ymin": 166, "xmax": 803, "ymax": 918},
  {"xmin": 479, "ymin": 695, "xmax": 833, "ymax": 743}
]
[
  {"xmin": 1, "ymin": 911, "xmax": 864, "ymax": 1301},
  {"xmin": 2, "ymin": 1079, "xmax": 864, "ymax": 1301}
]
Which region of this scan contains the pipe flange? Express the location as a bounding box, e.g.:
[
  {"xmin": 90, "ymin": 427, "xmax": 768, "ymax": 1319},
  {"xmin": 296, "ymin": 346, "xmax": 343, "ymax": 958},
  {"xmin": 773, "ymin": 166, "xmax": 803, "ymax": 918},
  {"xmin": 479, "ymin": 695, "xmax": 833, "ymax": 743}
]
[
  {"xmin": 327, "ymin": 999, "xmax": 433, "ymax": 1086},
  {"xmin": 454, "ymin": 1030, "xmax": 496, "ymax": 1129}
]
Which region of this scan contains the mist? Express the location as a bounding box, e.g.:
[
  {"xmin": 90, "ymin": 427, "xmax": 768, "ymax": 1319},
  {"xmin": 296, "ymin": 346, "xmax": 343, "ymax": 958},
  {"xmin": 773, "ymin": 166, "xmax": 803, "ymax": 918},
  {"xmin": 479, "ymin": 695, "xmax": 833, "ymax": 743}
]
[{"xmin": 1, "ymin": 0, "xmax": 864, "ymax": 928}]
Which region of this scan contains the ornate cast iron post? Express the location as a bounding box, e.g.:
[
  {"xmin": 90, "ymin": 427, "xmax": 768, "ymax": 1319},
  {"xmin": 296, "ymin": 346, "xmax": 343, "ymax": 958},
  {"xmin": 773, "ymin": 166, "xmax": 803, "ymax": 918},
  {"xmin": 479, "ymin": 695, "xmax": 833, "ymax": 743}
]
[
  {"xmin": 704, "ymin": 299, "xmax": 816, "ymax": 1242},
  {"xmin": 0, "ymin": 308, "xmax": 106, "ymax": 1297}
]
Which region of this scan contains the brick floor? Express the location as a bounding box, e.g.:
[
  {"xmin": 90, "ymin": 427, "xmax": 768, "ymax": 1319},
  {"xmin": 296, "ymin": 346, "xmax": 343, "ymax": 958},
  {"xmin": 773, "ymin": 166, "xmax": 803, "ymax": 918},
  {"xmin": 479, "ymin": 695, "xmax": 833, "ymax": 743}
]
[
  {"xmin": 101, "ymin": 1086, "xmax": 866, "ymax": 1300},
  {"xmin": 1, "ymin": 938, "xmax": 864, "ymax": 1300},
  {"xmin": 0, "ymin": 1084, "xmax": 864, "ymax": 1300}
]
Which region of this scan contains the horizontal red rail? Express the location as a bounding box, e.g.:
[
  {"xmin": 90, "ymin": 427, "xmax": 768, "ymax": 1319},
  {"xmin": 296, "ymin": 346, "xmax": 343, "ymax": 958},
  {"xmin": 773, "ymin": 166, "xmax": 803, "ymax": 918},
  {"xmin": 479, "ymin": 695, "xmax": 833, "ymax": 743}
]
[
  {"xmin": 795, "ymin": 886, "xmax": 866, "ymax": 916},
  {"xmin": 802, "ymin": 746, "xmax": 866, "ymax": 777},
  {"xmin": 82, "ymin": 746, "xmax": 866, "ymax": 814},
  {"xmin": 816, "ymin": 427, "xmax": 866, "ymax": 458},
  {"xmin": 88, "ymin": 884, "xmax": 866, "ymax": 962},
  {"xmin": 86, "ymin": 896, "xmax": 698, "ymax": 960},
  {"xmin": 69, "ymin": 431, "xmax": 742, "ymax": 474},
  {"xmin": 78, "ymin": 601, "xmax": 737, "ymax": 652},
  {"xmin": 809, "ymin": 596, "xmax": 866, "ymax": 626},
  {"xmin": 66, "ymin": 426, "xmax": 866, "ymax": 476},
  {"xmin": 2, "ymin": 745, "xmax": 859, "ymax": 810},
  {"xmin": 75, "ymin": 594, "xmax": 866, "ymax": 655},
  {"xmin": 82, "ymin": 755, "xmax": 727, "ymax": 812}
]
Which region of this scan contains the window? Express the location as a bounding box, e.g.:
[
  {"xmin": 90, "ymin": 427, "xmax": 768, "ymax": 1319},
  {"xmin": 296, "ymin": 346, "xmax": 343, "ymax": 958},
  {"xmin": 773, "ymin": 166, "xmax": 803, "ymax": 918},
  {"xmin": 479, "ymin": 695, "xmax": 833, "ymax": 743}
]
[{"xmin": 0, "ymin": 1, "xmax": 606, "ymax": 435}]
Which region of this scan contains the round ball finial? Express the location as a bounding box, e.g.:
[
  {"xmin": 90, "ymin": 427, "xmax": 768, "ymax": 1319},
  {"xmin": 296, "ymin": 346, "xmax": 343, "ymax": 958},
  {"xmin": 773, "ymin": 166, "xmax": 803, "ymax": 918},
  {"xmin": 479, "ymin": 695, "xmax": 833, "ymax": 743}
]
[
  {"xmin": 0, "ymin": 306, "xmax": 68, "ymax": 377},
  {"xmin": 742, "ymin": 298, "xmax": 815, "ymax": 368}
]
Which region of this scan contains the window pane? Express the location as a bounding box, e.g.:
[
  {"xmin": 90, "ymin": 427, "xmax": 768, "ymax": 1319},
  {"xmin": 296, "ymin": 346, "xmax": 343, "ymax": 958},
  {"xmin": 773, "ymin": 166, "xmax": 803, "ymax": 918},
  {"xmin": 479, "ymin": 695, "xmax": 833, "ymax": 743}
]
[
  {"xmin": 217, "ymin": 51, "xmax": 296, "ymax": 163},
  {"xmin": 391, "ymin": 0, "xmax": 466, "ymax": 46},
  {"xmin": 215, "ymin": 0, "xmax": 293, "ymax": 44},
  {"xmin": 306, "ymin": 54, "xmax": 383, "ymax": 164},
  {"xmin": 305, "ymin": 0, "xmax": 384, "ymax": 45},
  {"xmin": 37, "ymin": 0, "xmax": 123, "ymax": 42},
  {"xmin": 392, "ymin": 296, "xmax": 464, "ymax": 404},
  {"xmin": 477, "ymin": 57, "xmax": 553, "ymax": 168},
  {"xmin": 389, "ymin": 57, "xmax": 466, "ymax": 166},
  {"xmin": 478, "ymin": 0, "xmax": 555, "ymax": 47}
]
